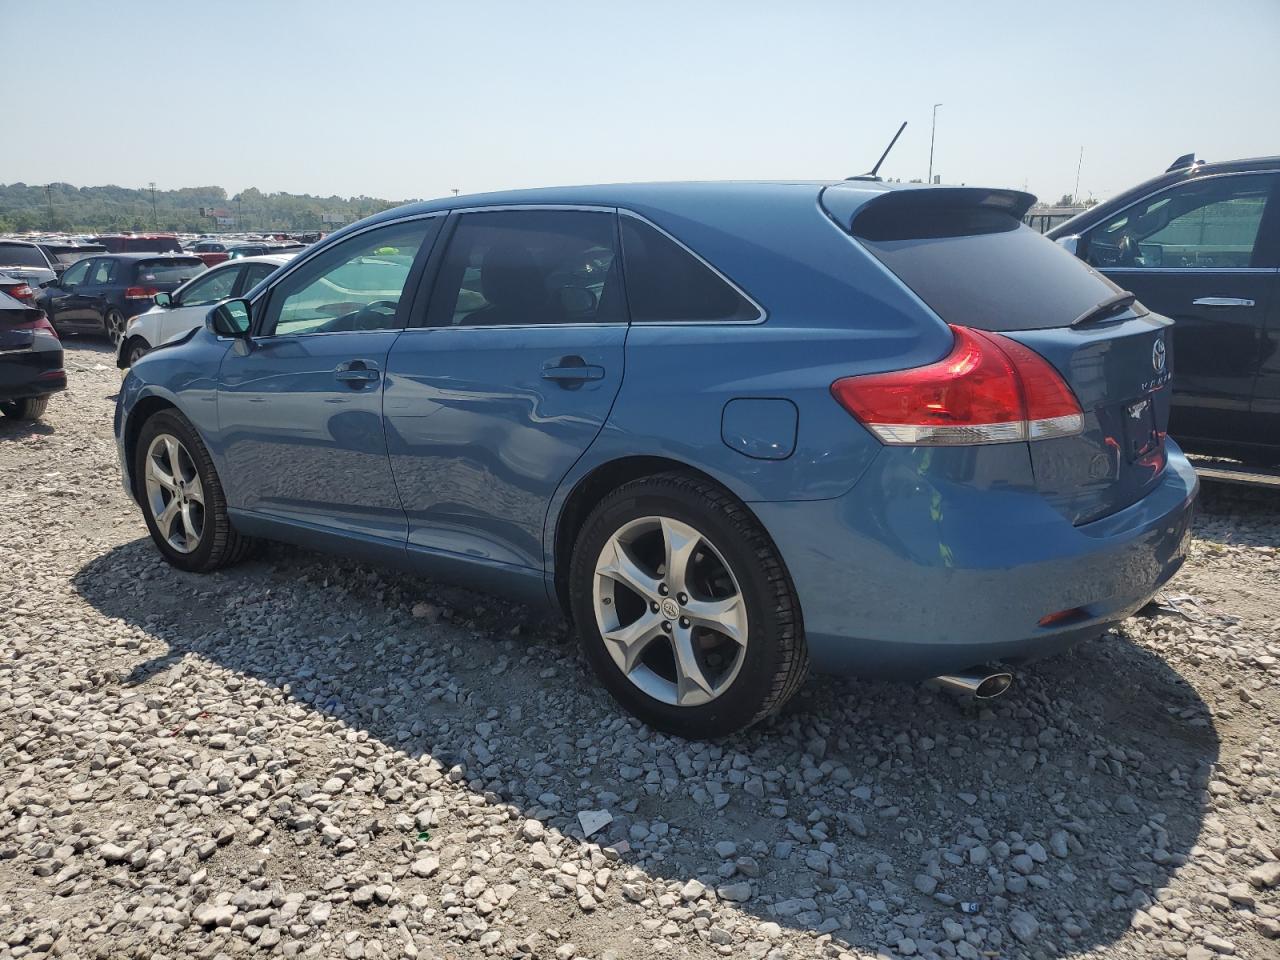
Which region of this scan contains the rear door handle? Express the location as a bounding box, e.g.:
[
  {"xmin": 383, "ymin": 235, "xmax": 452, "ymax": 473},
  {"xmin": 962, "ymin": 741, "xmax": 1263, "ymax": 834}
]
[
  {"xmin": 334, "ymin": 359, "xmax": 380, "ymax": 386},
  {"xmin": 542, "ymin": 355, "xmax": 605, "ymax": 387},
  {"xmin": 1192, "ymin": 297, "xmax": 1255, "ymax": 307}
]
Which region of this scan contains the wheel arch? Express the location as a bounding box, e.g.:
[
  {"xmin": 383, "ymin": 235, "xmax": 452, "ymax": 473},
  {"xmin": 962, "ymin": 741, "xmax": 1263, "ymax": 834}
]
[
  {"xmin": 550, "ymin": 454, "xmax": 775, "ymax": 617},
  {"xmin": 123, "ymin": 394, "xmax": 178, "ymax": 501}
]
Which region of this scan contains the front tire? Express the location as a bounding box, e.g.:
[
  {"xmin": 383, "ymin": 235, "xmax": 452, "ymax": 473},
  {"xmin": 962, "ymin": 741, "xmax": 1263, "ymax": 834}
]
[
  {"xmin": 135, "ymin": 410, "xmax": 255, "ymax": 572},
  {"xmin": 0, "ymin": 396, "xmax": 50, "ymax": 420},
  {"xmin": 569, "ymin": 473, "xmax": 807, "ymax": 738}
]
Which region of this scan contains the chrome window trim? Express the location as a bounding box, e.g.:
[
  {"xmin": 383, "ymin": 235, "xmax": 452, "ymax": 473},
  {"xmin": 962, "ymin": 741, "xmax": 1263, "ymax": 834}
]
[
  {"xmin": 1101, "ymin": 266, "xmax": 1279, "ymax": 275},
  {"xmin": 398, "ymin": 321, "xmax": 627, "ymax": 334},
  {"xmin": 422, "ymin": 203, "xmax": 767, "ymax": 327},
  {"xmin": 618, "ymin": 209, "xmax": 767, "ymax": 325}
]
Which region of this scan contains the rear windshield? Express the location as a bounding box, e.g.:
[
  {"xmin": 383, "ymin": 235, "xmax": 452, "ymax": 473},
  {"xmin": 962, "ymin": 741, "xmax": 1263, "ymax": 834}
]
[
  {"xmin": 134, "ymin": 259, "xmax": 204, "ymax": 283},
  {"xmin": 0, "ymin": 243, "xmax": 49, "ymax": 269},
  {"xmin": 124, "ymin": 237, "xmax": 182, "ymax": 253},
  {"xmin": 853, "ymin": 206, "xmax": 1123, "ymax": 331},
  {"xmin": 52, "ymin": 248, "xmax": 103, "ymax": 266}
]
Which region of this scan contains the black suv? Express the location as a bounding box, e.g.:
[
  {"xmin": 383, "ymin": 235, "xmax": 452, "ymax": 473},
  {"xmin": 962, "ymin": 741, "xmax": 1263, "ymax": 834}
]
[{"xmin": 1049, "ymin": 154, "xmax": 1280, "ymax": 464}]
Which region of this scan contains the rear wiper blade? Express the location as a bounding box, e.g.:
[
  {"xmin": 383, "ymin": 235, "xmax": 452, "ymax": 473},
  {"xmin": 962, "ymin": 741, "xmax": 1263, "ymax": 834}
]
[{"xmin": 1071, "ymin": 291, "xmax": 1139, "ymax": 328}]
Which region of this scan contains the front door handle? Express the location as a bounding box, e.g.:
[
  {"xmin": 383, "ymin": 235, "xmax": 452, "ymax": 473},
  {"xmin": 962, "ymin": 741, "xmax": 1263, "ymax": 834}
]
[
  {"xmin": 1192, "ymin": 297, "xmax": 1255, "ymax": 308},
  {"xmin": 542, "ymin": 355, "xmax": 605, "ymax": 388},
  {"xmin": 334, "ymin": 359, "xmax": 380, "ymax": 386}
]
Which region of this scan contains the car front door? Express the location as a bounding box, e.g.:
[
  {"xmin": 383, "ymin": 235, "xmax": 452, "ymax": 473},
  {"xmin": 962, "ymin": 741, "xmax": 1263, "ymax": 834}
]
[
  {"xmin": 161, "ymin": 264, "xmax": 243, "ymax": 343},
  {"xmin": 383, "ymin": 208, "xmax": 627, "ymax": 592},
  {"xmin": 217, "ymin": 217, "xmax": 440, "ymax": 545},
  {"xmin": 43, "ymin": 257, "xmax": 94, "ymax": 324},
  {"xmin": 1079, "ymin": 172, "xmax": 1280, "ymax": 447}
]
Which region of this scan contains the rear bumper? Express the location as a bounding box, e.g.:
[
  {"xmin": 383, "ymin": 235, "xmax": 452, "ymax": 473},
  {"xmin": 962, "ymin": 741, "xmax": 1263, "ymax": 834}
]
[
  {"xmin": 0, "ymin": 348, "xmax": 66, "ymax": 402},
  {"xmin": 752, "ymin": 441, "xmax": 1198, "ymax": 679}
]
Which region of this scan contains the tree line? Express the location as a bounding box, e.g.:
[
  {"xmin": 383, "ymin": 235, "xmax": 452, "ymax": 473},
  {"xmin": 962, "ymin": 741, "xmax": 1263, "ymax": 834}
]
[{"xmin": 0, "ymin": 182, "xmax": 415, "ymax": 234}]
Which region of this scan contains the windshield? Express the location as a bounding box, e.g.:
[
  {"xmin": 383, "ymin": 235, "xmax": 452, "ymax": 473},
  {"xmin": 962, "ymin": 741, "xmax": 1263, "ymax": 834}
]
[{"xmin": 0, "ymin": 243, "xmax": 49, "ymax": 269}]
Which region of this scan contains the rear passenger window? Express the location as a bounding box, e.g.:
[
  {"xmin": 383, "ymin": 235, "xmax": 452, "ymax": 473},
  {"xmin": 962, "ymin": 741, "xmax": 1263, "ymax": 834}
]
[
  {"xmin": 426, "ymin": 210, "xmax": 623, "ymax": 327},
  {"xmin": 620, "ymin": 217, "xmax": 760, "ymax": 323}
]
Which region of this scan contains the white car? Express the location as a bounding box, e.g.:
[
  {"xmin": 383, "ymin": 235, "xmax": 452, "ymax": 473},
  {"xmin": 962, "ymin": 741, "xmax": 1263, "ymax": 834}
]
[{"xmin": 116, "ymin": 254, "xmax": 294, "ymax": 367}]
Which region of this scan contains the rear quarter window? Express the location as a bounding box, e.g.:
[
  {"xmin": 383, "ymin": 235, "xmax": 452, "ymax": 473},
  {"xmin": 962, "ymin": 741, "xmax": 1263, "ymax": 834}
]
[
  {"xmin": 854, "ymin": 207, "xmax": 1122, "ymax": 331},
  {"xmin": 620, "ymin": 217, "xmax": 760, "ymax": 323}
]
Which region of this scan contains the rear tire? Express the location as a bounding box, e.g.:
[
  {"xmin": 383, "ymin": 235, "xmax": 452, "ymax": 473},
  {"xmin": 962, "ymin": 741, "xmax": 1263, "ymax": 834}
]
[
  {"xmin": 569, "ymin": 472, "xmax": 808, "ymax": 738},
  {"xmin": 104, "ymin": 308, "xmax": 127, "ymax": 347},
  {"xmin": 0, "ymin": 396, "xmax": 50, "ymax": 420},
  {"xmin": 125, "ymin": 337, "xmax": 150, "ymax": 366},
  {"xmin": 135, "ymin": 409, "xmax": 255, "ymax": 572}
]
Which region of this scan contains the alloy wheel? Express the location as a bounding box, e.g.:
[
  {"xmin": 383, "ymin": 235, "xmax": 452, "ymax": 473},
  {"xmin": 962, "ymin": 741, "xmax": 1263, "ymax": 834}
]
[
  {"xmin": 592, "ymin": 515, "xmax": 748, "ymax": 707},
  {"xmin": 106, "ymin": 311, "xmax": 126, "ymax": 347},
  {"xmin": 144, "ymin": 434, "xmax": 205, "ymax": 553}
]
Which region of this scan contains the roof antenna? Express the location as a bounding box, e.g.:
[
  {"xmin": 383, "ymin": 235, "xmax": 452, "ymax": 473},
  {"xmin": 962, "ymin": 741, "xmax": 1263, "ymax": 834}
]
[{"xmin": 847, "ymin": 121, "xmax": 907, "ymax": 181}]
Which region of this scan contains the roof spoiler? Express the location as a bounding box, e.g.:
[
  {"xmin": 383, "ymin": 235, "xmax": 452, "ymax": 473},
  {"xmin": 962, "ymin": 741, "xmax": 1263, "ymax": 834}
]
[
  {"xmin": 1166, "ymin": 152, "xmax": 1199, "ymax": 172},
  {"xmin": 821, "ymin": 185, "xmax": 1037, "ymax": 236}
]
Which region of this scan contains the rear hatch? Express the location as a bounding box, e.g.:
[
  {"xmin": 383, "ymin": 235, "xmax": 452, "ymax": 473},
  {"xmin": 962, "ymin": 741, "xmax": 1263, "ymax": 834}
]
[
  {"xmin": 823, "ymin": 185, "xmax": 1174, "ymax": 525},
  {"xmin": 133, "ymin": 257, "xmax": 206, "ymax": 293}
]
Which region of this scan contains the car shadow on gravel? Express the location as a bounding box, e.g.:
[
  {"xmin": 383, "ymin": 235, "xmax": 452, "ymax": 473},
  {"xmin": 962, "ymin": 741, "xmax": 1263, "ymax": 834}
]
[{"xmin": 73, "ymin": 536, "xmax": 1220, "ymax": 958}]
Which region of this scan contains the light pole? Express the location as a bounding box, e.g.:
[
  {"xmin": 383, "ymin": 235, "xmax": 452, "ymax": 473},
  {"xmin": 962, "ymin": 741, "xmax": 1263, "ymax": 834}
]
[
  {"xmin": 148, "ymin": 182, "xmax": 158, "ymax": 229},
  {"xmin": 233, "ymin": 195, "xmax": 243, "ymax": 231},
  {"xmin": 928, "ymin": 103, "xmax": 942, "ymax": 184}
]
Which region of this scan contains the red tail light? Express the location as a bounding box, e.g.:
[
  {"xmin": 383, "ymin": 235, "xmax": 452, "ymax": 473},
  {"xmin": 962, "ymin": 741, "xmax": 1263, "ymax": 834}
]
[
  {"xmin": 4, "ymin": 283, "xmax": 34, "ymax": 302},
  {"xmin": 831, "ymin": 325, "xmax": 1084, "ymax": 446},
  {"xmin": 5, "ymin": 313, "xmax": 59, "ymax": 338},
  {"xmin": 124, "ymin": 286, "xmax": 159, "ymax": 300}
]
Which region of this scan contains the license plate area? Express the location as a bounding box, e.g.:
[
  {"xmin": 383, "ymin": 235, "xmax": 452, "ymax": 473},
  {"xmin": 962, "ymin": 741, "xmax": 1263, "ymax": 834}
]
[{"xmin": 1124, "ymin": 395, "xmax": 1159, "ymax": 461}]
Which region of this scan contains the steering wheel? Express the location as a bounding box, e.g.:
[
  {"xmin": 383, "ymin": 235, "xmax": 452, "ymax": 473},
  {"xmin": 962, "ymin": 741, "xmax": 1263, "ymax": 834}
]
[
  {"xmin": 350, "ymin": 299, "xmax": 399, "ymax": 330},
  {"xmin": 1116, "ymin": 233, "xmax": 1142, "ymax": 267}
]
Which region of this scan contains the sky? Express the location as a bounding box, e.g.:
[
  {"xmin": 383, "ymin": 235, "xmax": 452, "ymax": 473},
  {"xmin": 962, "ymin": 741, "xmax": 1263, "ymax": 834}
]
[{"xmin": 4, "ymin": 0, "xmax": 1277, "ymax": 206}]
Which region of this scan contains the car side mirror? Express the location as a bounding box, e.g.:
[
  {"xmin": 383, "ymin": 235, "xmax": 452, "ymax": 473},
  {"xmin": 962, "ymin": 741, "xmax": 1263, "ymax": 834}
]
[
  {"xmin": 153, "ymin": 291, "xmax": 172, "ymax": 308},
  {"xmin": 1056, "ymin": 235, "xmax": 1081, "ymax": 257},
  {"xmin": 39, "ymin": 279, "xmax": 57, "ymax": 289},
  {"xmin": 207, "ymin": 298, "xmax": 252, "ymax": 337}
]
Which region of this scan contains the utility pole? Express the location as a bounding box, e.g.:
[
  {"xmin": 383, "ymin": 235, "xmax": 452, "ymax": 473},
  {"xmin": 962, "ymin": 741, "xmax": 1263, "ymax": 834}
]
[
  {"xmin": 233, "ymin": 195, "xmax": 243, "ymax": 231},
  {"xmin": 44, "ymin": 184, "xmax": 55, "ymax": 229},
  {"xmin": 148, "ymin": 182, "xmax": 158, "ymax": 229},
  {"xmin": 1073, "ymin": 146, "xmax": 1084, "ymax": 204},
  {"xmin": 452, "ymin": 188, "xmax": 459, "ymax": 197},
  {"xmin": 928, "ymin": 103, "xmax": 942, "ymax": 184}
]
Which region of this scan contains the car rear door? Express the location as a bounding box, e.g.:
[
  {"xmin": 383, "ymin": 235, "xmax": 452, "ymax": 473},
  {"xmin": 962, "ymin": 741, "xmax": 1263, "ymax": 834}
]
[
  {"xmin": 384, "ymin": 207, "xmax": 627, "ymax": 584},
  {"xmin": 217, "ymin": 217, "xmax": 440, "ymax": 545},
  {"xmin": 1078, "ymin": 172, "xmax": 1280, "ymax": 447},
  {"xmin": 77, "ymin": 257, "xmax": 120, "ymax": 326}
]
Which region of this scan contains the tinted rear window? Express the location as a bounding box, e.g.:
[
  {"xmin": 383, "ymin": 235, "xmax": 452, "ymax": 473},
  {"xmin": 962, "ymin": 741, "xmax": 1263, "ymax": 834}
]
[
  {"xmin": 620, "ymin": 217, "xmax": 760, "ymax": 323},
  {"xmin": 124, "ymin": 237, "xmax": 182, "ymax": 253},
  {"xmin": 135, "ymin": 259, "xmax": 204, "ymax": 283},
  {"xmin": 0, "ymin": 243, "xmax": 49, "ymax": 268},
  {"xmin": 854, "ymin": 206, "xmax": 1122, "ymax": 331}
]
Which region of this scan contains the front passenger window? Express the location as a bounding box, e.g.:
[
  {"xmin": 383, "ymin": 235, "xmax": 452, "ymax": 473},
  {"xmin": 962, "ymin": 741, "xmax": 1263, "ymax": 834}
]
[
  {"xmin": 179, "ymin": 266, "xmax": 240, "ymax": 307},
  {"xmin": 60, "ymin": 259, "xmax": 92, "ymax": 287},
  {"xmin": 1085, "ymin": 174, "xmax": 1273, "ymax": 269},
  {"xmin": 259, "ymin": 220, "xmax": 433, "ymax": 337}
]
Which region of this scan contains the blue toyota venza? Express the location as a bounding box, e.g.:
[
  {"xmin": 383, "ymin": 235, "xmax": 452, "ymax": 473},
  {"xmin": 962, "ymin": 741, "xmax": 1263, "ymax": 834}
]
[{"xmin": 115, "ymin": 181, "xmax": 1198, "ymax": 736}]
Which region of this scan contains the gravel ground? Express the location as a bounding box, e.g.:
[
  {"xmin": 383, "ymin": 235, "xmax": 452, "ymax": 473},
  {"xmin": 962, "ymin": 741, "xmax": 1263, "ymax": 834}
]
[{"xmin": 1, "ymin": 340, "xmax": 1278, "ymax": 960}]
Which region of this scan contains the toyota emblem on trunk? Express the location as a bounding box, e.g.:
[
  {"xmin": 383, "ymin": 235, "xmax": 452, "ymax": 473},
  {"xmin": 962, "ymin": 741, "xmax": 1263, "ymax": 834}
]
[{"xmin": 1152, "ymin": 338, "xmax": 1167, "ymax": 373}]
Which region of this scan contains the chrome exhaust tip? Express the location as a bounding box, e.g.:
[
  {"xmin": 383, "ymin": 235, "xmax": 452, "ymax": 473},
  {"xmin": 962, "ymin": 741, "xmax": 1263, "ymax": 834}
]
[{"xmin": 933, "ymin": 670, "xmax": 1014, "ymax": 699}]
